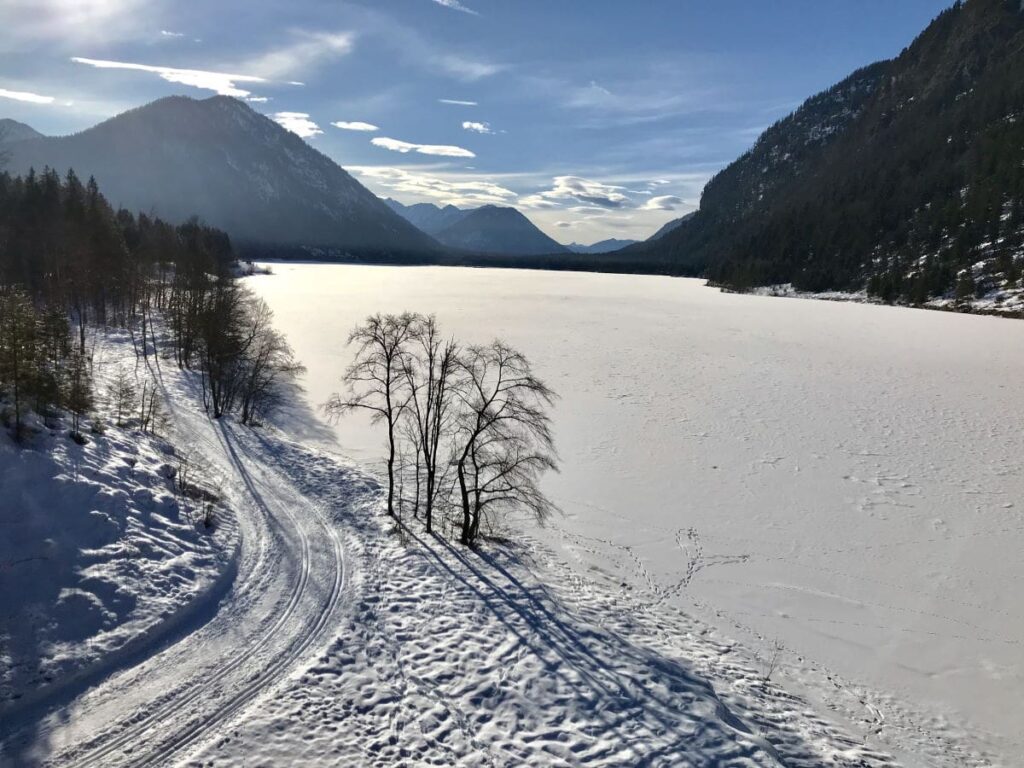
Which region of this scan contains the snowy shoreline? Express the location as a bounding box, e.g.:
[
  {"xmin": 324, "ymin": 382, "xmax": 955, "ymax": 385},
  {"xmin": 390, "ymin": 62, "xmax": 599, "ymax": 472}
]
[{"xmin": 737, "ymin": 281, "xmax": 1024, "ymax": 318}]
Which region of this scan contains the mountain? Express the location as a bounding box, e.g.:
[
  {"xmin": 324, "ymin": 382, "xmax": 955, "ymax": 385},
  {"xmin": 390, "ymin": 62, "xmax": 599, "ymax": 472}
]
[
  {"xmin": 431, "ymin": 205, "xmax": 569, "ymax": 255},
  {"xmin": 638, "ymin": 0, "xmax": 1024, "ymax": 302},
  {"xmin": 3, "ymin": 96, "xmax": 437, "ymax": 255},
  {"xmin": 647, "ymin": 212, "xmax": 694, "ymax": 241},
  {"xmin": 567, "ymin": 238, "xmax": 638, "ymax": 254},
  {"xmin": 0, "ymin": 119, "xmax": 43, "ymax": 144},
  {"xmin": 384, "ymin": 199, "xmax": 470, "ymax": 236}
]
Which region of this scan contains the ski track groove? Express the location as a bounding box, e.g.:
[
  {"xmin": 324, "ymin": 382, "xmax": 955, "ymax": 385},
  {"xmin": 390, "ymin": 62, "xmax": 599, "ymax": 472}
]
[
  {"xmin": 75, "ymin": 427, "xmax": 345, "ymax": 767},
  {"xmin": 8, "ymin": 350, "xmax": 361, "ymax": 768}
]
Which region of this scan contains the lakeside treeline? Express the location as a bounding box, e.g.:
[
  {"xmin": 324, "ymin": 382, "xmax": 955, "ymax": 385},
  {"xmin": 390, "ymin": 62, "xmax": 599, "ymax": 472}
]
[{"xmin": 0, "ymin": 168, "xmax": 300, "ymax": 441}]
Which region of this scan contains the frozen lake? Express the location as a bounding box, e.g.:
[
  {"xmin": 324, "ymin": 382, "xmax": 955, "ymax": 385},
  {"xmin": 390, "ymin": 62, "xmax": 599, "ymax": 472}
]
[{"xmin": 247, "ymin": 263, "xmax": 1024, "ymax": 765}]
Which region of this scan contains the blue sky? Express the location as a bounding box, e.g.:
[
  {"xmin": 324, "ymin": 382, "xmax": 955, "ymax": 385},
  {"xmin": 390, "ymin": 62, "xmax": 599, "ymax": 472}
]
[{"xmin": 0, "ymin": 0, "xmax": 951, "ymax": 244}]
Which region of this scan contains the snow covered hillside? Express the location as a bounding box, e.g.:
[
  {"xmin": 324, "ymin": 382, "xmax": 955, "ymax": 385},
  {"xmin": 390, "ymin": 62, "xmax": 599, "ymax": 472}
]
[{"xmin": 0, "ymin": 334, "xmax": 237, "ymax": 723}]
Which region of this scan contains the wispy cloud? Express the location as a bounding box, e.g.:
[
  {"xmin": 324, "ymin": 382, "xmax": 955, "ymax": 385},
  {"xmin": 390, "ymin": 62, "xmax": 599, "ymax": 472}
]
[
  {"xmin": 431, "ymin": 0, "xmax": 479, "ymax": 15},
  {"xmin": 351, "ymin": 165, "xmax": 515, "ymax": 207},
  {"xmin": 159, "ymin": 29, "xmax": 185, "ymax": 38},
  {"xmin": 71, "ymin": 57, "xmax": 266, "ymax": 98},
  {"xmin": 372, "ymin": 137, "xmax": 475, "ymax": 158},
  {"xmin": 439, "ymin": 99, "xmax": 477, "ymax": 106},
  {"xmin": 461, "ymin": 121, "xmax": 492, "ymax": 134},
  {"xmin": 0, "ymin": 87, "xmax": 56, "ymax": 104},
  {"xmin": 332, "ymin": 120, "xmax": 378, "ymax": 131},
  {"xmin": 273, "ymin": 111, "xmax": 322, "ymax": 138},
  {"xmin": 540, "ymin": 176, "xmax": 631, "ymax": 209},
  {"xmin": 438, "ymin": 55, "xmax": 502, "ymax": 81},
  {"xmin": 0, "ymin": 0, "xmax": 151, "ymax": 51},
  {"xmin": 517, "ymin": 194, "xmax": 559, "ymax": 210},
  {"xmin": 642, "ymin": 194, "xmax": 683, "ymax": 210},
  {"xmin": 237, "ymin": 31, "xmax": 354, "ymax": 79}
]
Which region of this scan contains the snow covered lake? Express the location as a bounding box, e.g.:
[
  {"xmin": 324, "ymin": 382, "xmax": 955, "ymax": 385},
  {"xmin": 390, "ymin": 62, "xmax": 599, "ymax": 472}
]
[{"xmin": 247, "ymin": 263, "xmax": 1024, "ymax": 765}]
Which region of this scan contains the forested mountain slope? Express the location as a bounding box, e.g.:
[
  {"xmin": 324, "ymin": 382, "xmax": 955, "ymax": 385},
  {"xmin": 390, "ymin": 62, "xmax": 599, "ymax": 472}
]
[
  {"xmin": 638, "ymin": 0, "xmax": 1024, "ymax": 303},
  {"xmin": 4, "ymin": 96, "xmax": 438, "ymax": 256}
]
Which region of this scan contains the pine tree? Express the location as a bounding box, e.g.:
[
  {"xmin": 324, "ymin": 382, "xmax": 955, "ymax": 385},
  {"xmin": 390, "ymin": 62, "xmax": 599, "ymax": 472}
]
[{"xmin": 64, "ymin": 348, "xmax": 93, "ymax": 442}]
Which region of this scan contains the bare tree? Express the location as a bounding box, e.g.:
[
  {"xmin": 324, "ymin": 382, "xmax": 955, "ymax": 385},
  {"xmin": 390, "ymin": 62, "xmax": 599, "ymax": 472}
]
[
  {"xmin": 236, "ymin": 295, "xmax": 304, "ymax": 425},
  {"xmin": 401, "ymin": 316, "xmax": 460, "ymax": 534},
  {"xmin": 453, "ymin": 342, "xmax": 558, "ymax": 545},
  {"xmin": 760, "ymin": 638, "xmax": 785, "ymax": 684},
  {"xmin": 325, "ymin": 313, "xmax": 417, "ymax": 518}
]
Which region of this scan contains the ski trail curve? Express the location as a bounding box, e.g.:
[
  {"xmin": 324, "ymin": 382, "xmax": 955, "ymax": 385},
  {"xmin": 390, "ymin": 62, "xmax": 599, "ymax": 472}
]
[{"xmin": 0, "ymin": 380, "xmax": 364, "ymax": 768}]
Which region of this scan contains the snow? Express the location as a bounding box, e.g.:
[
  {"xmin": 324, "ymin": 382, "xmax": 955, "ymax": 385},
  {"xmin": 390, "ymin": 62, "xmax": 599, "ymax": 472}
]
[
  {"xmin": 243, "ymin": 262, "xmax": 1024, "ymax": 767},
  {"xmin": 5, "ymin": 263, "xmax": 1022, "ymax": 766},
  {"xmin": 1, "ymin": 332, "xmax": 368, "ymax": 766},
  {"xmin": 0, "ymin": 334, "xmax": 238, "ymax": 724},
  {"xmin": 4, "ymin": 328, "xmax": 880, "ymax": 767},
  {"xmin": 188, "ymin": 438, "xmax": 893, "ymax": 767}
]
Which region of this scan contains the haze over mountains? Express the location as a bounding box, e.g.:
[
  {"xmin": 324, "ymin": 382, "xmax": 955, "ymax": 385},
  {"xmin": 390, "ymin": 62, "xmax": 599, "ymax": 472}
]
[
  {"xmin": 385, "ymin": 199, "xmax": 569, "ymax": 256},
  {"xmin": 0, "ymin": 118, "xmax": 43, "ymax": 144},
  {"xmin": 2, "ymin": 97, "xmax": 650, "ymax": 260},
  {"xmin": 5, "ymin": 0, "xmax": 1022, "ymax": 299},
  {"xmin": 567, "ymin": 239, "xmax": 638, "ymax": 254},
  {"xmin": 2, "ymin": 96, "xmax": 437, "ymax": 256}
]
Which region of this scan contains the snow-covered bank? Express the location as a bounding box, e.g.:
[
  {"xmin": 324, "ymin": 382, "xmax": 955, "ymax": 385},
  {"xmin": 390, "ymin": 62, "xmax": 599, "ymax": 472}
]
[
  {"xmin": 747, "ymin": 281, "xmax": 1024, "ymax": 316},
  {"xmin": 0, "ymin": 331, "xmax": 373, "ymax": 767},
  {"xmin": 0, "ymin": 336, "xmax": 238, "ymax": 722},
  {"xmin": 248, "ymin": 263, "xmax": 1024, "ymax": 767}
]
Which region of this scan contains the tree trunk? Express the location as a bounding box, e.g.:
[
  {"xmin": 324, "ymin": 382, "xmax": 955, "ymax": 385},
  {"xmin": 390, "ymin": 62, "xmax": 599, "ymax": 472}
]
[
  {"xmin": 458, "ymin": 460, "xmax": 471, "ymax": 545},
  {"xmin": 385, "ymin": 415, "xmax": 396, "ymax": 517}
]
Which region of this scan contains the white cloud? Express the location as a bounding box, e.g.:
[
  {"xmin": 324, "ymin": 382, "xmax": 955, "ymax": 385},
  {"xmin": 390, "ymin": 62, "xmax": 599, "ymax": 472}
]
[
  {"xmin": 431, "ymin": 0, "xmax": 478, "ymax": 15},
  {"xmin": 332, "ymin": 120, "xmax": 378, "ymax": 131},
  {"xmin": 273, "ymin": 111, "xmax": 322, "ymax": 138},
  {"xmin": 0, "ymin": 0, "xmax": 150, "ymax": 50},
  {"xmin": 540, "ymin": 176, "xmax": 631, "ymax": 209},
  {"xmin": 0, "ymin": 88, "xmax": 56, "ymax": 104},
  {"xmin": 159, "ymin": 29, "xmax": 184, "ymax": 38},
  {"xmin": 461, "ymin": 121, "xmax": 492, "ymax": 134},
  {"xmin": 517, "ymin": 194, "xmax": 559, "ymax": 210},
  {"xmin": 642, "ymin": 194, "xmax": 683, "ymax": 211},
  {"xmin": 372, "ymin": 136, "xmax": 475, "ymax": 158},
  {"xmin": 238, "ymin": 31, "xmax": 354, "ymax": 79},
  {"xmin": 71, "ymin": 57, "xmax": 266, "ymax": 98},
  {"xmin": 351, "ymin": 165, "xmax": 515, "ymax": 207},
  {"xmin": 439, "ymin": 55, "xmax": 502, "ymax": 81},
  {"xmin": 439, "ymin": 99, "xmax": 477, "ymax": 106},
  {"xmin": 247, "ymin": 96, "xmax": 270, "ymax": 103}
]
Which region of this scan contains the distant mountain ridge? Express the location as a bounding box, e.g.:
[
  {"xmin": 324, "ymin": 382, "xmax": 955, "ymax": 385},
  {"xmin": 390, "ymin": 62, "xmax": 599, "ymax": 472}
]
[
  {"xmin": 646, "ymin": 213, "xmax": 693, "ymax": 242},
  {"xmin": 636, "ymin": 0, "xmax": 1024, "ymax": 303},
  {"xmin": 567, "ymin": 238, "xmax": 638, "ymax": 254},
  {"xmin": 383, "ymin": 199, "xmax": 469, "ymax": 236},
  {"xmin": 386, "ymin": 199, "xmax": 568, "ymax": 256},
  {"xmin": 0, "ymin": 119, "xmax": 43, "ymax": 144},
  {"xmin": 3, "ymin": 96, "xmax": 437, "ymax": 255}
]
